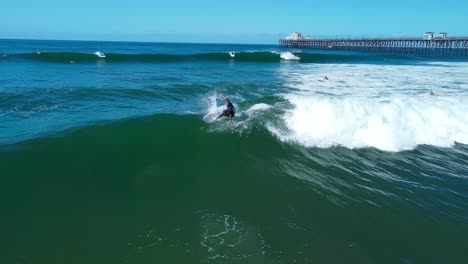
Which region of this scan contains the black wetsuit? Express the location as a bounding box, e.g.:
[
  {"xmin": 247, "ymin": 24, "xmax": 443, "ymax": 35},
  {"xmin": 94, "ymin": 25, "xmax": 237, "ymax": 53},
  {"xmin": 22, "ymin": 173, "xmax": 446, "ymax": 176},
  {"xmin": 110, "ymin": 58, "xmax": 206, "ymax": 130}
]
[{"xmin": 218, "ymin": 99, "xmax": 235, "ymax": 118}]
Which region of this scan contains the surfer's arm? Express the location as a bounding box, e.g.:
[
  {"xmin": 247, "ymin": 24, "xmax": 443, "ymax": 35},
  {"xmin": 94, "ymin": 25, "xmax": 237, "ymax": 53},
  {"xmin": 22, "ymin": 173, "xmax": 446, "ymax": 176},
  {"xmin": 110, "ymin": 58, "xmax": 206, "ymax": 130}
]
[{"xmin": 220, "ymin": 93, "xmax": 227, "ymax": 100}]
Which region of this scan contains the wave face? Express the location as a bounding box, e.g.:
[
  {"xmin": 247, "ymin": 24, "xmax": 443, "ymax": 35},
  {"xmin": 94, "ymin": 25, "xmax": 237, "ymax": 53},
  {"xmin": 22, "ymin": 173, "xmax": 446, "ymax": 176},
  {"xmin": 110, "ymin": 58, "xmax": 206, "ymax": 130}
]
[{"xmin": 1, "ymin": 114, "xmax": 467, "ymax": 263}]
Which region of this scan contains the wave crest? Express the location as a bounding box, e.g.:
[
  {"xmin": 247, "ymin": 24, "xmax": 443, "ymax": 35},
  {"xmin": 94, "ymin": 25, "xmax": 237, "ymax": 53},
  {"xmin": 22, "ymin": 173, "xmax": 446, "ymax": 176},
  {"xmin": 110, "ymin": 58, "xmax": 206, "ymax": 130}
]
[{"xmin": 3, "ymin": 51, "xmax": 363, "ymax": 64}]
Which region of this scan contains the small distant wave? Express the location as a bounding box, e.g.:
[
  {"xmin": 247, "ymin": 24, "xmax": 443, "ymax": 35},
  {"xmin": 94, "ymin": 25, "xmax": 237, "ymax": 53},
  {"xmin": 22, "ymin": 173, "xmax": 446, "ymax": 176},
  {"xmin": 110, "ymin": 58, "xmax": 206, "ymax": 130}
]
[
  {"xmin": 279, "ymin": 51, "xmax": 300, "ymax": 60},
  {"xmin": 2, "ymin": 51, "xmax": 366, "ymax": 64}
]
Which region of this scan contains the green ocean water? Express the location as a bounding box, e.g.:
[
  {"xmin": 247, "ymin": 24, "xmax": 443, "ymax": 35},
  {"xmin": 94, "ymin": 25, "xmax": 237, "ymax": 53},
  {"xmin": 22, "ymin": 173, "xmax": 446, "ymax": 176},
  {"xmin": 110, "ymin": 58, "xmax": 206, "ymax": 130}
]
[
  {"xmin": 1, "ymin": 115, "xmax": 467, "ymax": 263},
  {"xmin": 1, "ymin": 40, "xmax": 468, "ymax": 263}
]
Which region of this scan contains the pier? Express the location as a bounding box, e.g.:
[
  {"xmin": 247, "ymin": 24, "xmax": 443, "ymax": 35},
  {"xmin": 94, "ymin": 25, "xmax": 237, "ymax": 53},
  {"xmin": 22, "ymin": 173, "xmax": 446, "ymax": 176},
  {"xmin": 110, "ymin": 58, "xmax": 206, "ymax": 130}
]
[{"xmin": 279, "ymin": 33, "xmax": 468, "ymax": 56}]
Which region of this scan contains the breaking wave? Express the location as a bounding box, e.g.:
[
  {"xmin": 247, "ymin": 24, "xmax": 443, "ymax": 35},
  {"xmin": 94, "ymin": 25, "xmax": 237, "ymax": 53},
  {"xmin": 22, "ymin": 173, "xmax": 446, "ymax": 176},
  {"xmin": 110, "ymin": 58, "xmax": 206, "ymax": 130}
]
[{"xmin": 1, "ymin": 51, "xmax": 374, "ymax": 64}]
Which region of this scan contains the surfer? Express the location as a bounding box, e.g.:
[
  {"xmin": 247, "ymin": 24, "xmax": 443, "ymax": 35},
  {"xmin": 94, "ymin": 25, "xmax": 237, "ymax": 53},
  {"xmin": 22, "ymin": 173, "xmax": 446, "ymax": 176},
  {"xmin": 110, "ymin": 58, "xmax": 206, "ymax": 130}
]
[
  {"xmin": 324, "ymin": 75, "xmax": 329, "ymax": 80},
  {"xmin": 217, "ymin": 93, "xmax": 235, "ymax": 123}
]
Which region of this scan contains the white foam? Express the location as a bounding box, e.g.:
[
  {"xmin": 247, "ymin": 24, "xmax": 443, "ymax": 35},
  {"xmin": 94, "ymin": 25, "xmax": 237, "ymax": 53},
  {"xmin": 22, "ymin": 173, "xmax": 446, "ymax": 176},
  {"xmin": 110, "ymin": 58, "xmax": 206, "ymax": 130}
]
[
  {"xmin": 278, "ymin": 62, "xmax": 468, "ymax": 97},
  {"xmin": 271, "ymin": 95, "xmax": 468, "ymax": 151},
  {"xmin": 280, "ymin": 52, "xmax": 300, "ymax": 60},
  {"xmin": 199, "ymin": 212, "xmax": 266, "ymax": 261},
  {"xmin": 246, "ymin": 103, "xmax": 271, "ymax": 113},
  {"xmin": 203, "ymin": 94, "xmax": 223, "ymax": 115},
  {"xmin": 94, "ymin": 51, "xmax": 106, "ymax": 58},
  {"xmin": 271, "ymin": 61, "xmax": 468, "ymax": 151}
]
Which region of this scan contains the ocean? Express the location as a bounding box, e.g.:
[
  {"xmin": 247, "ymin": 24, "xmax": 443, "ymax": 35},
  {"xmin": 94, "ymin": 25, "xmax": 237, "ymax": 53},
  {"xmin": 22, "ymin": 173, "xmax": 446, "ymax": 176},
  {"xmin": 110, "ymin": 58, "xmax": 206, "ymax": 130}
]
[{"xmin": 1, "ymin": 39, "xmax": 467, "ymax": 264}]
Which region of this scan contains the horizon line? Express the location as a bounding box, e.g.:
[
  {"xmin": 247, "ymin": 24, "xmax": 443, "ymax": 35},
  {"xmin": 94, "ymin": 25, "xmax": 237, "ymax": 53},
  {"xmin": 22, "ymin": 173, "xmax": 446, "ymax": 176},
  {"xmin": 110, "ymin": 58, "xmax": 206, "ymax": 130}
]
[{"xmin": 0, "ymin": 37, "xmax": 278, "ymax": 45}]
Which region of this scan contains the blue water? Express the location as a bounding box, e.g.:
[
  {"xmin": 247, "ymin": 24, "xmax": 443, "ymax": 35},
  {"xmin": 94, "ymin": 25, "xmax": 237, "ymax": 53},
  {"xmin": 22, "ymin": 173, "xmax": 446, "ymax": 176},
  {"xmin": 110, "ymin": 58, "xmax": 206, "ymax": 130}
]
[{"xmin": 1, "ymin": 40, "xmax": 286, "ymax": 143}]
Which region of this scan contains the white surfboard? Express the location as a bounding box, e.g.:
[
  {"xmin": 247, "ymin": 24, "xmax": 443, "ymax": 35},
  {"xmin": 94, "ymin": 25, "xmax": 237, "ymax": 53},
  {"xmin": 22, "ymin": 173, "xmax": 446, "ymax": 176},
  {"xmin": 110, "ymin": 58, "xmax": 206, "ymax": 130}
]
[{"xmin": 203, "ymin": 113, "xmax": 218, "ymax": 123}]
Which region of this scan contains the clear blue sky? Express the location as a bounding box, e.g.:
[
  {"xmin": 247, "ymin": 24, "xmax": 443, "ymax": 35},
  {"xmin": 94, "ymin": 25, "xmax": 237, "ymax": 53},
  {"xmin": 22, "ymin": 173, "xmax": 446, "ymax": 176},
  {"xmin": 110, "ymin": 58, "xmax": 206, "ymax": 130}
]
[{"xmin": 1, "ymin": 0, "xmax": 467, "ymax": 43}]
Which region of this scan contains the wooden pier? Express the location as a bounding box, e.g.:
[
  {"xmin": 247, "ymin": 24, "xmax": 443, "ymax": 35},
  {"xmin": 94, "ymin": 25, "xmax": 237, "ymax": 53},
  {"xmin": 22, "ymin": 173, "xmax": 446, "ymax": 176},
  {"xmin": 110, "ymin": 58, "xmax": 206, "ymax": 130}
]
[{"xmin": 279, "ymin": 37, "xmax": 468, "ymax": 56}]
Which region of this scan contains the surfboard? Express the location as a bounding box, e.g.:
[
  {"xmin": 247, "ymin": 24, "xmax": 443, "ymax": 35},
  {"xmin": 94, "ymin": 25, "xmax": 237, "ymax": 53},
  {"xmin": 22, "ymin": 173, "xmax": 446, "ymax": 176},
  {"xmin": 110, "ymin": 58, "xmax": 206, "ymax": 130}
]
[{"xmin": 203, "ymin": 113, "xmax": 218, "ymax": 123}]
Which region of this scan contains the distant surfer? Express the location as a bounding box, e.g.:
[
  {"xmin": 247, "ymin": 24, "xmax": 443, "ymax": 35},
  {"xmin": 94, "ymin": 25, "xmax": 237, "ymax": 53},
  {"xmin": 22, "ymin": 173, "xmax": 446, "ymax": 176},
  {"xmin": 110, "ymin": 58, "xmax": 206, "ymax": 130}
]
[
  {"xmin": 324, "ymin": 75, "xmax": 329, "ymax": 80},
  {"xmin": 217, "ymin": 93, "xmax": 235, "ymax": 123},
  {"xmin": 430, "ymin": 90, "xmax": 438, "ymax": 96}
]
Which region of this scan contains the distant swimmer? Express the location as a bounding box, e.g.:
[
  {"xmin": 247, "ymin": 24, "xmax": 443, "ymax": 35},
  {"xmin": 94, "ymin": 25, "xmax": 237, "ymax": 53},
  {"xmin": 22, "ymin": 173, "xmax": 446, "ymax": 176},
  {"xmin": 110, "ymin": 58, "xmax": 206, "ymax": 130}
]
[
  {"xmin": 430, "ymin": 90, "xmax": 438, "ymax": 96},
  {"xmin": 324, "ymin": 75, "xmax": 329, "ymax": 80},
  {"xmin": 217, "ymin": 93, "xmax": 235, "ymax": 123}
]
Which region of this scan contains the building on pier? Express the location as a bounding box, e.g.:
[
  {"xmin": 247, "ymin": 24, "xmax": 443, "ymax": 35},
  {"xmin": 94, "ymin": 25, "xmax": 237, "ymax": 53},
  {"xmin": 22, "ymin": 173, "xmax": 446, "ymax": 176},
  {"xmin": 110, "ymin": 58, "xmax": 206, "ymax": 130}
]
[
  {"xmin": 423, "ymin": 32, "xmax": 434, "ymax": 40},
  {"xmin": 285, "ymin": 32, "xmax": 303, "ymax": 40}
]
